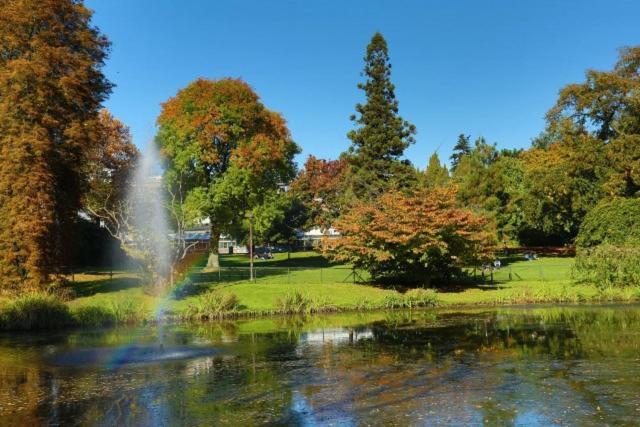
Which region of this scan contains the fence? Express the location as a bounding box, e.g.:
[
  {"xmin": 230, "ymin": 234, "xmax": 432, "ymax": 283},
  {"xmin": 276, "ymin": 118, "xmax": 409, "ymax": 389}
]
[
  {"xmin": 184, "ymin": 263, "xmax": 572, "ymax": 287},
  {"xmin": 471, "ymin": 263, "xmax": 572, "ymax": 285},
  {"xmin": 186, "ymin": 266, "xmax": 368, "ymax": 285}
]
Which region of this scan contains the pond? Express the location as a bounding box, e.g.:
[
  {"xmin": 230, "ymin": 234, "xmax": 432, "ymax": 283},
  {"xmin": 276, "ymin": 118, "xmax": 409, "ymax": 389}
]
[{"xmin": 1, "ymin": 305, "xmax": 640, "ymax": 425}]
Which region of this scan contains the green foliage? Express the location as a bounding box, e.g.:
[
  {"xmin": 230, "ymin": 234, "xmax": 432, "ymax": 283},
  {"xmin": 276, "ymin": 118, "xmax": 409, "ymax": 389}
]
[
  {"xmin": 184, "ymin": 291, "xmax": 239, "ymax": 320},
  {"xmin": 275, "ymin": 291, "xmax": 310, "ymax": 314},
  {"xmin": 422, "ymin": 153, "xmax": 449, "ymax": 188},
  {"xmin": 71, "ymin": 300, "xmax": 149, "ymax": 327},
  {"xmin": 251, "ymin": 192, "xmax": 308, "ymax": 247},
  {"xmin": 156, "ymin": 78, "xmax": 300, "ymax": 268},
  {"xmin": 574, "ymin": 244, "xmax": 640, "ymax": 289},
  {"xmin": 381, "ymin": 289, "xmax": 440, "ymax": 309},
  {"xmin": 274, "ymin": 291, "xmax": 338, "ymax": 314},
  {"xmin": 547, "ymin": 47, "xmax": 640, "ymax": 197},
  {"xmin": 404, "ymin": 288, "xmax": 440, "ymax": 307},
  {"xmin": 450, "ymin": 134, "xmax": 471, "ymax": 172},
  {"xmin": 0, "ymin": 293, "xmax": 73, "ymax": 331},
  {"xmin": 72, "ymin": 305, "xmax": 116, "ymax": 327},
  {"xmin": 519, "ymin": 130, "xmax": 608, "ymax": 245},
  {"xmin": 452, "ymin": 139, "xmax": 526, "ymax": 243},
  {"xmin": 576, "ymin": 198, "xmax": 640, "ymax": 248},
  {"xmin": 346, "ymin": 32, "xmax": 417, "ymax": 199}
]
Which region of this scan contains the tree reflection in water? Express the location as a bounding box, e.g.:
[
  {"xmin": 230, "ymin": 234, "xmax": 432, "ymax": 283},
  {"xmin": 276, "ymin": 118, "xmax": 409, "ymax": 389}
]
[{"xmin": 0, "ymin": 306, "xmax": 639, "ymax": 425}]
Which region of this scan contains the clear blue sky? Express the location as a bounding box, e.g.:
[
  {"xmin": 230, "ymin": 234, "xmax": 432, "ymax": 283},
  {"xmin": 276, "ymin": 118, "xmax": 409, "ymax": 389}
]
[{"xmin": 86, "ymin": 0, "xmax": 640, "ymax": 169}]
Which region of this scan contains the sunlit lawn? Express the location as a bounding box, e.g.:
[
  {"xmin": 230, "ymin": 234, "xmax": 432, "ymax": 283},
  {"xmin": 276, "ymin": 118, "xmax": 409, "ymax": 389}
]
[{"xmin": 62, "ymin": 251, "xmax": 626, "ymax": 316}]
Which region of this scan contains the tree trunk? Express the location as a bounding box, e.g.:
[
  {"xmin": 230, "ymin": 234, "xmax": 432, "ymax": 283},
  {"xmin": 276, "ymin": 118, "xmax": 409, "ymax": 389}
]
[{"xmin": 205, "ymin": 224, "xmax": 220, "ymax": 271}]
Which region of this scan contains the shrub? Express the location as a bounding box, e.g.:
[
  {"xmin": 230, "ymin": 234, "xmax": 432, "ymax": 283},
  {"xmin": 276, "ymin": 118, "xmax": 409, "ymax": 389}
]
[
  {"xmin": 275, "ymin": 291, "xmax": 310, "ymax": 314},
  {"xmin": 574, "ymin": 244, "xmax": 640, "ymax": 289},
  {"xmin": 108, "ymin": 299, "xmax": 149, "ymax": 324},
  {"xmin": 404, "ymin": 288, "xmax": 440, "ymax": 307},
  {"xmin": 380, "ymin": 289, "xmax": 440, "ymax": 309},
  {"xmin": 184, "ymin": 291, "xmax": 239, "ymax": 320},
  {"xmin": 0, "ymin": 292, "xmax": 73, "ymax": 331},
  {"xmin": 324, "ymin": 186, "xmax": 493, "ymax": 286},
  {"xmin": 576, "ymin": 198, "xmax": 640, "ymax": 248},
  {"xmin": 72, "ymin": 305, "xmax": 117, "ymax": 327}
]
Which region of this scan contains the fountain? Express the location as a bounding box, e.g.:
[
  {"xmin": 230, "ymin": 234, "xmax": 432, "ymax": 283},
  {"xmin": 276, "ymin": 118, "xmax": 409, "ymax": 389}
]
[{"xmin": 125, "ymin": 142, "xmax": 172, "ymax": 291}]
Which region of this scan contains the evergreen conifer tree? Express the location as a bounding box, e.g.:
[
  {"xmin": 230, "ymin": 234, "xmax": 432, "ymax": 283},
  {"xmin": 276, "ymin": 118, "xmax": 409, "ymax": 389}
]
[
  {"xmin": 450, "ymin": 134, "xmax": 471, "ymax": 171},
  {"xmin": 347, "ymin": 32, "xmax": 416, "ymax": 199}
]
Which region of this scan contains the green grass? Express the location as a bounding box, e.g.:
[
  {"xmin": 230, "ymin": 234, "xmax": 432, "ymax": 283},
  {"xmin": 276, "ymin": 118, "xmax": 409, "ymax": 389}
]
[{"xmin": 3, "ymin": 251, "xmax": 637, "ymax": 330}]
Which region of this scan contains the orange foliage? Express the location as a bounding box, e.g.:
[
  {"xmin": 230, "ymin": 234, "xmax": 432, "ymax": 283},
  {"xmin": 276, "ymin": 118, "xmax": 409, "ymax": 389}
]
[
  {"xmin": 325, "ymin": 186, "xmax": 493, "ymax": 283},
  {"xmin": 157, "ymin": 78, "xmax": 293, "ymax": 177},
  {"xmin": 290, "ymin": 156, "xmax": 349, "ymax": 228},
  {"xmin": 0, "ymin": 0, "xmax": 111, "ymax": 288}
]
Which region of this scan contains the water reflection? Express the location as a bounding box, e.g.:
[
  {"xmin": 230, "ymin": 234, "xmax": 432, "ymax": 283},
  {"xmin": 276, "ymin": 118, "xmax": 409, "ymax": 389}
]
[{"xmin": 1, "ymin": 306, "xmax": 640, "ymax": 425}]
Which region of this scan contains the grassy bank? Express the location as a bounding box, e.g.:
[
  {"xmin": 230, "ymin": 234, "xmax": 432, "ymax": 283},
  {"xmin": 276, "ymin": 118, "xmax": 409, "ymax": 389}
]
[{"xmin": 1, "ymin": 252, "xmax": 639, "ymax": 330}]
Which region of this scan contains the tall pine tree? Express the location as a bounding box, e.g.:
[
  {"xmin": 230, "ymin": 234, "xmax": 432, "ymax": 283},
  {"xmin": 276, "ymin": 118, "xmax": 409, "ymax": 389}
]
[
  {"xmin": 346, "ymin": 32, "xmax": 416, "ymax": 200},
  {"xmin": 450, "ymin": 134, "xmax": 471, "ymax": 172},
  {"xmin": 0, "ymin": 0, "xmax": 111, "ymax": 288}
]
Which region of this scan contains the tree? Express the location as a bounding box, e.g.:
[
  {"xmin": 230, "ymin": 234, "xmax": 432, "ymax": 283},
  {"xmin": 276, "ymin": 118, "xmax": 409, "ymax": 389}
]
[
  {"xmin": 0, "ymin": 0, "xmax": 111, "ymax": 289},
  {"xmin": 325, "ymin": 187, "xmax": 493, "ymax": 286},
  {"xmin": 547, "ymin": 46, "xmax": 640, "ymax": 197},
  {"xmin": 346, "ymin": 32, "xmax": 417, "ymax": 200},
  {"xmin": 156, "ymin": 78, "xmax": 299, "ymax": 269},
  {"xmin": 83, "ymin": 110, "xmax": 161, "ymax": 273},
  {"xmin": 520, "ymin": 130, "xmax": 608, "ymax": 245},
  {"xmin": 452, "ymin": 137, "xmax": 499, "ymax": 208},
  {"xmin": 450, "ymin": 134, "xmax": 471, "ymax": 172},
  {"xmin": 84, "ymin": 110, "xmax": 139, "ymax": 225},
  {"xmin": 251, "ymin": 193, "xmax": 308, "ymax": 254},
  {"xmin": 575, "ymin": 198, "xmax": 640, "ymax": 248},
  {"xmin": 290, "ymin": 155, "xmax": 348, "ymax": 229},
  {"xmin": 422, "ymin": 153, "xmax": 449, "ymax": 188}
]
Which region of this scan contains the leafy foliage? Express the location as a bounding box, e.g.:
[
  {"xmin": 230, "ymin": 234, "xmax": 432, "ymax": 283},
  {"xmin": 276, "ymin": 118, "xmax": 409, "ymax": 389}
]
[
  {"xmin": 0, "ymin": 292, "xmax": 73, "ymax": 331},
  {"xmin": 422, "ymin": 153, "xmax": 449, "ymax": 188},
  {"xmin": 0, "ymin": 0, "xmax": 111, "ymax": 288},
  {"xmin": 156, "ymin": 78, "xmax": 300, "ymax": 267},
  {"xmin": 576, "ymin": 198, "xmax": 640, "ymax": 248},
  {"xmin": 520, "ymin": 130, "xmax": 608, "ymax": 244},
  {"xmin": 574, "ymin": 244, "xmax": 640, "ymax": 289},
  {"xmin": 326, "ymin": 186, "xmax": 493, "ymax": 285},
  {"xmin": 290, "ymin": 155, "xmax": 348, "ymax": 228}
]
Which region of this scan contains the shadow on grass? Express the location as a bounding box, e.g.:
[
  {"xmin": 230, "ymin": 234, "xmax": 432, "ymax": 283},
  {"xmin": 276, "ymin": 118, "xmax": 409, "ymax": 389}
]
[
  {"xmin": 68, "ymin": 276, "xmax": 142, "ymax": 297},
  {"xmin": 220, "ymin": 252, "xmax": 333, "ymax": 268}
]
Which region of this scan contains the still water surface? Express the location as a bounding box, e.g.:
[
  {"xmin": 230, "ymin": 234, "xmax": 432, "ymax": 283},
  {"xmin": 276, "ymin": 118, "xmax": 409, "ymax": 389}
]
[{"xmin": 1, "ymin": 305, "xmax": 640, "ymax": 426}]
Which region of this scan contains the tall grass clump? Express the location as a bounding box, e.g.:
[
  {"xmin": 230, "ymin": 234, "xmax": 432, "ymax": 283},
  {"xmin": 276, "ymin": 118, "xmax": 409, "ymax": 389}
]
[
  {"xmin": 404, "ymin": 288, "xmax": 440, "ymax": 307},
  {"xmin": 381, "ymin": 288, "xmax": 440, "ymax": 309},
  {"xmin": 72, "ymin": 305, "xmax": 116, "ymax": 327},
  {"xmin": 72, "ymin": 300, "xmax": 149, "ymax": 327},
  {"xmin": 184, "ymin": 291, "xmax": 239, "ymax": 320},
  {"xmin": 275, "ymin": 291, "xmax": 310, "ymax": 314},
  {"xmin": 0, "ymin": 292, "xmax": 73, "ymax": 330},
  {"xmin": 274, "ymin": 291, "xmax": 337, "ymax": 314},
  {"xmin": 574, "ymin": 244, "xmax": 640, "ymax": 289}
]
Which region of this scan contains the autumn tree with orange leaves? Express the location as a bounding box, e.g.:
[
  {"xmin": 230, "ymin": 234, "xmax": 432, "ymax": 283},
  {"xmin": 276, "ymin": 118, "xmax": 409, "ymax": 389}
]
[
  {"xmin": 325, "ymin": 187, "xmax": 493, "ymax": 285},
  {"xmin": 156, "ymin": 78, "xmax": 299, "ymax": 269},
  {"xmin": 290, "ymin": 155, "xmax": 349, "ymax": 229},
  {"xmin": 0, "ymin": 0, "xmax": 112, "ymax": 289}
]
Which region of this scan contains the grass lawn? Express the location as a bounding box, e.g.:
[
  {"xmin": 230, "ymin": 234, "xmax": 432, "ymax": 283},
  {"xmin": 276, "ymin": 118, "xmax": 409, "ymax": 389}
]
[{"xmin": 59, "ymin": 251, "xmax": 639, "ymax": 321}]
